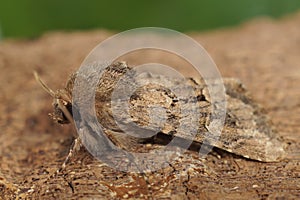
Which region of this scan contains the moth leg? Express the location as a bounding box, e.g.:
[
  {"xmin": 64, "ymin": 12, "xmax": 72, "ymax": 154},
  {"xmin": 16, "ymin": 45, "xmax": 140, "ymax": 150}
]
[{"xmin": 57, "ymin": 137, "xmax": 82, "ymax": 173}]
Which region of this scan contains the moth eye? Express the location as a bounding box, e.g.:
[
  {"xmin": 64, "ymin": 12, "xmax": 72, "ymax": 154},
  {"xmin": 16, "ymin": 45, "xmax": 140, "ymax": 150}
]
[{"xmin": 57, "ymin": 119, "xmax": 64, "ymax": 123}]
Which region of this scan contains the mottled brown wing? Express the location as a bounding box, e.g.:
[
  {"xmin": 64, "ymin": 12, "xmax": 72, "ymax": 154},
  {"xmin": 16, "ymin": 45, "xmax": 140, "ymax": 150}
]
[{"xmin": 67, "ymin": 62, "xmax": 285, "ymax": 162}]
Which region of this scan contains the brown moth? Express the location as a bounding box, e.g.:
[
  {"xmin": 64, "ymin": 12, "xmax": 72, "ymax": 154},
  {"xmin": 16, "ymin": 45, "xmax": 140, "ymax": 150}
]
[{"xmin": 35, "ymin": 62, "xmax": 285, "ymax": 170}]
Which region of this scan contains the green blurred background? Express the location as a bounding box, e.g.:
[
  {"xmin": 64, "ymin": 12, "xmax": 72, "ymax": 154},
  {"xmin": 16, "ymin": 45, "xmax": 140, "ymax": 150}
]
[{"xmin": 1, "ymin": 0, "xmax": 300, "ymax": 39}]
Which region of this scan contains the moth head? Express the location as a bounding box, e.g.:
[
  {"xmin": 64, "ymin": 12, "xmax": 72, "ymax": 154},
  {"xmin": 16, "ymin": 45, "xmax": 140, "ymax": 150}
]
[
  {"xmin": 52, "ymin": 91, "xmax": 73, "ymax": 124},
  {"xmin": 34, "ymin": 71, "xmax": 73, "ymax": 124}
]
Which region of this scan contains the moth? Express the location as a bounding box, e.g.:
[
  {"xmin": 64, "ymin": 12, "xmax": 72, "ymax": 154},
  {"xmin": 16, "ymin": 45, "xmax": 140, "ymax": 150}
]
[{"xmin": 35, "ymin": 62, "xmax": 285, "ymax": 170}]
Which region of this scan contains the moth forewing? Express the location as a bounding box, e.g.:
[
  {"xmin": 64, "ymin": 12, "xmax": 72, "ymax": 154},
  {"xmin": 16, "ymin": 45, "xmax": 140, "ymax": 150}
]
[{"xmin": 82, "ymin": 62, "xmax": 285, "ymax": 162}]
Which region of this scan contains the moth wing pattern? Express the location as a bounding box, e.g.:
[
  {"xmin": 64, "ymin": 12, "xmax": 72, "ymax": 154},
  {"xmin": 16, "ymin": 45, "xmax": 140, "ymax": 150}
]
[
  {"xmin": 195, "ymin": 78, "xmax": 285, "ymax": 161},
  {"xmin": 64, "ymin": 62, "xmax": 285, "ymax": 162}
]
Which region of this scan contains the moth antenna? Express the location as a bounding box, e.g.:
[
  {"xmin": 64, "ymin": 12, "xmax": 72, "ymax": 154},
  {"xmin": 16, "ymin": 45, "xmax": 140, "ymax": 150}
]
[{"xmin": 33, "ymin": 71, "xmax": 56, "ymax": 97}]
